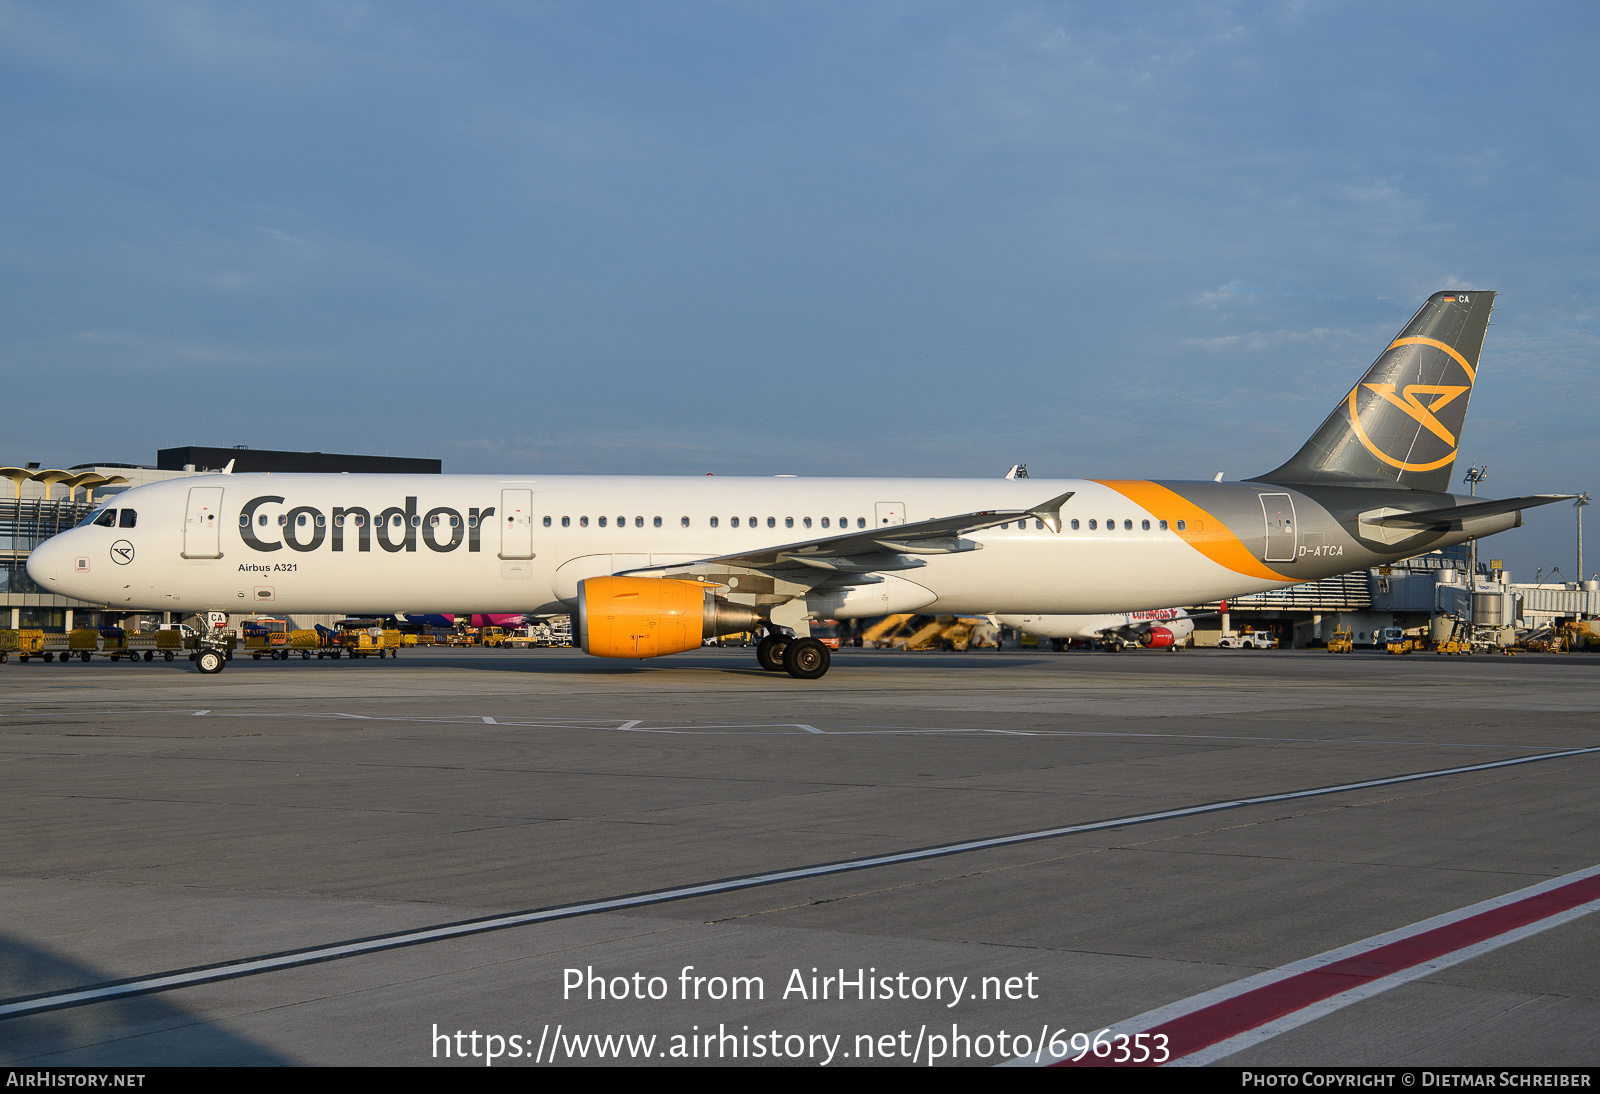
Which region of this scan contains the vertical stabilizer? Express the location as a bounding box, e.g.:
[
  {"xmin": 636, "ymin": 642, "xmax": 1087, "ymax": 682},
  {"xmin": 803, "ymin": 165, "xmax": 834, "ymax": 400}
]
[{"xmin": 1254, "ymin": 291, "xmax": 1495, "ymax": 493}]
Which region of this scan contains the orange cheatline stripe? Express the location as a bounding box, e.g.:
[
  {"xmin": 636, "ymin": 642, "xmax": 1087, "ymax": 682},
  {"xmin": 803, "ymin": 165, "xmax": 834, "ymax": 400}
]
[{"xmin": 1091, "ymin": 480, "xmax": 1288, "ymax": 582}]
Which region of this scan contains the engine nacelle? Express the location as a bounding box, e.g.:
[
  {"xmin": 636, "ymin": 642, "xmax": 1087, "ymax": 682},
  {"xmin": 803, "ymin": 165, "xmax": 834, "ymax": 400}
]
[
  {"xmin": 1139, "ymin": 626, "xmax": 1175, "ymax": 648},
  {"xmin": 576, "ymin": 576, "xmax": 761, "ymax": 659}
]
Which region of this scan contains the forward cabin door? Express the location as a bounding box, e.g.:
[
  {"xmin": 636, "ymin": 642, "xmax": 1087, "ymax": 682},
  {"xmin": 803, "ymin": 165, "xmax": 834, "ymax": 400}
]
[
  {"xmin": 1260, "ymin": 493, "xmax": 1297, "ymax": 563},
  {"xmin": 182, "ymin": 487, "xmax": 224, "ymax": 559},
  {"xmin": 875, "ymin": 502, "xmax": 907, "ymax": 528},
  {"xmin": 499, "ymin": 488, "xmax": 535, "ymax": 559}
]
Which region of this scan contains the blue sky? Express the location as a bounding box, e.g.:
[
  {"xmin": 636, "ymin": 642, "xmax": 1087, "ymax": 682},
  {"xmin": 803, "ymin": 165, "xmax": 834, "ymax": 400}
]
[{"xmin": 4, "ymin": 2, "xmax": 1597, "ymax": 577}]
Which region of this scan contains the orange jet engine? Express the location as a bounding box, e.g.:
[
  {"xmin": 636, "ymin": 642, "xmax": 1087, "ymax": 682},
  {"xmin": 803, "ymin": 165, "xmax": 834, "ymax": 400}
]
[{"xmin": 577, "ymin": 576, "xmax": 763, "ymax": 659}]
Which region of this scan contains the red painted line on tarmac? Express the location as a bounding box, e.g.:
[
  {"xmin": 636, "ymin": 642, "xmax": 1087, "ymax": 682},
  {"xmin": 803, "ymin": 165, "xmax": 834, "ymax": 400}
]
[{"xmin": 1052, "ymin": 871, "xmax": 1600, "ymax": 1066}]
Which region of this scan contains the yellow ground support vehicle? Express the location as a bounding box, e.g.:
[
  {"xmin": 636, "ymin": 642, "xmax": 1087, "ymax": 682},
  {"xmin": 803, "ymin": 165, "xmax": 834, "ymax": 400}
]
[
  {"xmin": 41, "ymin": 629, "xmax": 102, "ymax": 663},
  {"xmin": 242, "ymin": 619, "xmax": 291, "ymax": 659},
  {"xmin": 0, "ymin": 629, "xmax": 45, "ymax": 664},
  {"xmin": 480, "ymin": 626, "xmax": 509, "ymax": 648},
  {"xmin": 1326, "ymin": 628, "xmax": 1354, "ymax": 653},
  {"xmin": 332, "ymin": 619, "xmax": 401, "ymax": 659}
]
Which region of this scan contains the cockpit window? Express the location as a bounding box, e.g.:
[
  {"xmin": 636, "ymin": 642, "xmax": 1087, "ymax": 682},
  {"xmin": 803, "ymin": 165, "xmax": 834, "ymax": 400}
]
[
  {"xmin": 91, "ymin": 509, "xmax": 117, "ymax": 528},
  {"xmin": 119, "ymin": 510, "xmax": 137, "ymax": 528}
]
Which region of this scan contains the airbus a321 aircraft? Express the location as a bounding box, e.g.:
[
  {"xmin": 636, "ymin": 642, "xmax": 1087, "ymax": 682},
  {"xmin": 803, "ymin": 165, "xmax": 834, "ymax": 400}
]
[
  {"xmin": 997, "ymin": 608, "xmax": 1200, "ymax": 652},
  {"xmin": 30, "ymin": 291, "xmax": 1566, "ymax": 679}
]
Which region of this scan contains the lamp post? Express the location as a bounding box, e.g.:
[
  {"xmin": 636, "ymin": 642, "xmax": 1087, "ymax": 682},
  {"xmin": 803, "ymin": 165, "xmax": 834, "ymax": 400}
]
[
  {"xmin": 1578, "ymin": 494, "xmax": 1592, "ymax": 583},
  {"xmin": 1462, "ymin": 466, "xmax": 1488, "ymax": 632}
]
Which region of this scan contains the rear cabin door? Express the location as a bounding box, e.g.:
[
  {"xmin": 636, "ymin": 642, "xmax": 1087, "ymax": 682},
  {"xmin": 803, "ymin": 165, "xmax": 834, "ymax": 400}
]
[
  {"xmin": 1259, "ymin": 493, "xmax": 1298, "ymax": 563},
  {"xmin": 499, "ymin": 488, "xmax": 535, "ymax": 559},
  {"xmin": 182, "ymin": 487, "xmax": 224, "ymax": 558}
]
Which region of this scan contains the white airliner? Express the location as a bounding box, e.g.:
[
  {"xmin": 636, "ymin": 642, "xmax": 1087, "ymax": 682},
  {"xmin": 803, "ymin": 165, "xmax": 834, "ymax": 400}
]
[
  {"xmin": 28, "ymin": 291, "xmax": 1567, "ymax": 678},
  {"xmin": 997, "ymin": 608, "xmax": 1199, "ymax": 651}
]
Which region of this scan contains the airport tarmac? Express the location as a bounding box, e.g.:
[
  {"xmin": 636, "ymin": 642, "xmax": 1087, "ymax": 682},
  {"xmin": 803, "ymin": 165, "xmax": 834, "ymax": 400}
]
[{"xmin": 2, "ymin": 646, "xmax": 1598, "ymax": 1067}]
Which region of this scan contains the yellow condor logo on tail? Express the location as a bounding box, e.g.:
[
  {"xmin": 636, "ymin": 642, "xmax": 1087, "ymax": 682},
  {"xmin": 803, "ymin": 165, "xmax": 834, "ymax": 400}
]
[{"xmin": 1346, "ymin": 336, "xmax": 1476, "ymax": 473}]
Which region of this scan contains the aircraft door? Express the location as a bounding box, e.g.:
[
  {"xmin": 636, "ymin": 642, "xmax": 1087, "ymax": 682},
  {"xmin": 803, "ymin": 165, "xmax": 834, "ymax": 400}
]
[
  {"xmin": 182, "ymin": 487, "xmax": 224, "ymax": 559},
  {"xmin": 1260, "ymin": 493, "xmax": 1297, "ymax": 562},
  {"xmin": 875, "ymin": 502, "xmax": 907, "ymax": 527},
  {"xmin": 499, "ymin": 488, "xmax": 535, "ymax": 559}
]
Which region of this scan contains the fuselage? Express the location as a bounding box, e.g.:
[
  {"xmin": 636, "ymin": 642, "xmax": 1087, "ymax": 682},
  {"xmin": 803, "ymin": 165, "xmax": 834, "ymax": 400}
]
[{"xmin": 28, "ymin": 472, "xmax": 1510, "ymax": 619}]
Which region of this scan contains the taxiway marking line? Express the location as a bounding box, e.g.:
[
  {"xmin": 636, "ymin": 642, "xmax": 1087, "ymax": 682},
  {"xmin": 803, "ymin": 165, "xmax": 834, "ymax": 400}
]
[
  {"xmin": 1011, "ymin": 862, "xmax": 1600, "ymax": 1067},
  {"xmin": 2, "ymin": 709, "xmax": 1582, "ymax": 750},
  {"xmin": 3, "ymin": 744, "xmax": 1596, "ymax": 1022}
]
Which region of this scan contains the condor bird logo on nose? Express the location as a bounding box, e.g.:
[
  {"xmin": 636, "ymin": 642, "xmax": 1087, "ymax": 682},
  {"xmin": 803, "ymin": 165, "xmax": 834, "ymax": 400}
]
[
  {"xmin": 111, "ymin": 540, "xmax": 135, "ymax": 565},
  {"xmin": 1346, "ymin": 336, "xmax": 1476, "ymax": 474}
]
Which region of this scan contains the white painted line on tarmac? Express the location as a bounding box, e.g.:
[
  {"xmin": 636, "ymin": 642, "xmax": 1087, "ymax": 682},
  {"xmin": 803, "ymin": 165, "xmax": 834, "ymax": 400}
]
[
  {"xmin": 191, "ymin": 710, "xmax": 209, "ymax": 717},
  {"xmin": 481, "ymin": 716, "xmax": 497, "ymax": 724},
  {"xmin": 2, "ymin": 708, "xmax": 1582, "ymax": 751},
  {"xmin": 4, "ymin": 744, "xmax": 1597, "ymax": 1023}
]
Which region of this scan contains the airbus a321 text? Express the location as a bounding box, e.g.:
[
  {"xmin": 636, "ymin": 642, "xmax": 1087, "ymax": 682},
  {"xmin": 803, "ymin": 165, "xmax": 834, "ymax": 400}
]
[{"xmin": 30, "ymin": 291, "xmax": 1567, "ymax": 678}]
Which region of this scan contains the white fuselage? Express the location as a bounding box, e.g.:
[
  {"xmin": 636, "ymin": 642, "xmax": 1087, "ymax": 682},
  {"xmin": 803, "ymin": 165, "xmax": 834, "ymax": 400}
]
[
  {"xmin": 997, "ymin": 609, "xmax": 1197, "ymax": 642},
  {"xmin": 30, "ymin": 473, "xmax": 1298, "ymax": 618}
]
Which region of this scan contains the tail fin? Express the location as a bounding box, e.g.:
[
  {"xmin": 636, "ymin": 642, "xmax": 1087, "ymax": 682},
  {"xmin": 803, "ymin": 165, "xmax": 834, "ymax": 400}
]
[{"xmin": 1254, "ymin": 290, "xmax": 1495, "ymax": 493}]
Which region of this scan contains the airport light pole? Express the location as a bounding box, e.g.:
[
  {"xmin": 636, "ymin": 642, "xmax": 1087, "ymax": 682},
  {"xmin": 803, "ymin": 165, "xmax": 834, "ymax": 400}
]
[
  {"xmin": 1463, "ymin": 466, "xmax": 1488, "ymax": 633},
  {"xmin": 1578, "ymin": 493, "xmax": 1592, "ymax": 583}
]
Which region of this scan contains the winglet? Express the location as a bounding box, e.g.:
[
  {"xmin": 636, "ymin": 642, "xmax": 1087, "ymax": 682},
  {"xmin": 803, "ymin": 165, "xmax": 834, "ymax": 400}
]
[
  {"xmin": 1027, "ymin": 491, "xmax": 1075, "ymax": 533},
  {"xmin": 221, "ymin": 459, "xmax": 235, "ymax": 474}
]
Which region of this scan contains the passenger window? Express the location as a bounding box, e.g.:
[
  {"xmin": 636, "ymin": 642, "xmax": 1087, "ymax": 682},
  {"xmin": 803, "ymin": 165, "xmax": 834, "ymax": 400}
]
[
  {"xmin": 1141, "ymin": 519, "xmax": 1150, "ymax": 530},
  {"xmin": 653, "ymin": 516, "xmax": 662, "ymax": 528},
  {"xmin": 731, "ymin": 517, "xmax": 740, "ymax": 528},
  {"xmin": 1088, "ymin": 519, "xmax": 1097, "ymax": 530},
  {"xmin": 1105, "ymin": 518, "xmax": 1113, "ymax": 529},
  {"xmin": 749, "ymin": 516, "xmax": 757, "ymax": 527},
  {"xmin": 820, "ymin": 518, "xmax": 830, "ymax": 528},
  {"xmin": 333, "ymin": 515, "xmax": 344, "ymax": 527},
  {"xmin": 119, "ymin": 510, "xmax": 137, "ymax": 528},
  {"xmin": 278, "ymin": 515, "xmax": 287, "ymax": 526},
  {"xmin": 580, "ymin": 516, "xmax": 589, "ymax": 527},
  {"xmin": 542, "ymin": 516, "xmax": 551, "ymax": 527},
  {"xmin": 1070, "ymin": 519, "xmax": 1079, "ymax": 530},
  {"xmin": 636, "ymin": 516, "xmax": 644, "ymax": 527},
  {"xmin": 767, "ymin": 517, "xmax": 776, "ymax": 528},
  {"xmin": 316, "ymin": 514, "xmax": 326, "ymax": 527},
  {"xmin": 803, "ymin": 517, "xmax": 812, "ymax": 528},
  {"xmin": 1124, "ymin": 520, "xmax": 1133, "ymax": 531},
  {"xmin": 856, "ymin": 517, "xmax": 864, "ymax": 528},
  {"xmin": 396, "ymin": 515, "xmax": 407, "ymax": 527},
  {"xmin": 785, "ymin": 517, "xmax": 793, "ymax": 528},
  {"xmin": 710, "ymin": 517, "xmax": 719, "ymax": 528},
  {"xmin": 1177, "ymin": 520, "xmax": 1186, "ymax": 531},
  {"xmin": 297, "ymin": 514, "xmax": 308, "ymax": 527},
  {"xmin": 1036, "ymin": 520, "xmax": 1044, "ymax": 530},
  {"xmin": 259, "ymin": 514, "xmax": 269, "ymax": 526},
  {"xmin": 598, "ymin": 516, "xmax": 607, "ymax": 527},
  {"xmin": 1159, "ymin": 520, "xmax": 1168, "ymax": 531},
  {"xmin": 357, "ymin": 514, "xmax": 368, "ymax": 527},
  {"xmin": 562, "ymin": 516, "xmax": 570, "ymax": 527},
  {"xmin": 680, "ymin": 516, "xmax": 689, "ymax": 527},
  {"xmin": 617, "ymin": 516, "xmax": 625, "ymax": 526}
]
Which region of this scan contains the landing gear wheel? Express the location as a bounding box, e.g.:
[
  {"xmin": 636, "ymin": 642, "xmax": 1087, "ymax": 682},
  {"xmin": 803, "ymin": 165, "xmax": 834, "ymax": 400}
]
[
  {"xmin": 782, "ymin": 636, "xmax": 830, "ymax": 679},
  {"xmin": 756, "ymin": 635, "xmax": 789, "ymax": 672},
  {"xmin": 196, "ymin": 649, "xmax": 226, "ymax": 675}
]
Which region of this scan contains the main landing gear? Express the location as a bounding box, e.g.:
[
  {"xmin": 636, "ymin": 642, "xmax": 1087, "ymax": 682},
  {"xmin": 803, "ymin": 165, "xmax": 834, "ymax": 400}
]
[{"xmin": 756, "ymin": 633, "xmax": 831, "ymax": 679}]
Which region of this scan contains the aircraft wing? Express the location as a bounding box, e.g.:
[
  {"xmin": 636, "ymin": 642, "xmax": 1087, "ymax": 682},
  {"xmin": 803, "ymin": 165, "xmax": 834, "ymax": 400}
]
[{"xmin": 622, "ymin": 491, "xmax": 1076, "ymax": 577}]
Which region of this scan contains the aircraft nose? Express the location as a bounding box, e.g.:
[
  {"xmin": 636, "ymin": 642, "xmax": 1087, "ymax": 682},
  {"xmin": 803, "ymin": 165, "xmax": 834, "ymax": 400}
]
[{"xmin": 27, "ymin": 534, "xmax": 70, "ymax": 593}]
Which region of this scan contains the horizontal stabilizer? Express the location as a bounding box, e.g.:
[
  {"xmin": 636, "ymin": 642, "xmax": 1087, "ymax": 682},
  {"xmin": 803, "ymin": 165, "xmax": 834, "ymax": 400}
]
[{"xmin": 1366, "ymin": 494, "xmax": 1574, "ymax": 529}]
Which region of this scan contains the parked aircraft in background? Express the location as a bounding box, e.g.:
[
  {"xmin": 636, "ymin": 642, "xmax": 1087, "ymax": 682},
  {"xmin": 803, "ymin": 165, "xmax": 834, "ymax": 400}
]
[
  {"xmin": 998, "ymin": 608, "xmax": 1200, "ymax": 651},
  {"xmin": 31, "ymin": 291, "xmax": 1568, "ymax": 679}
]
